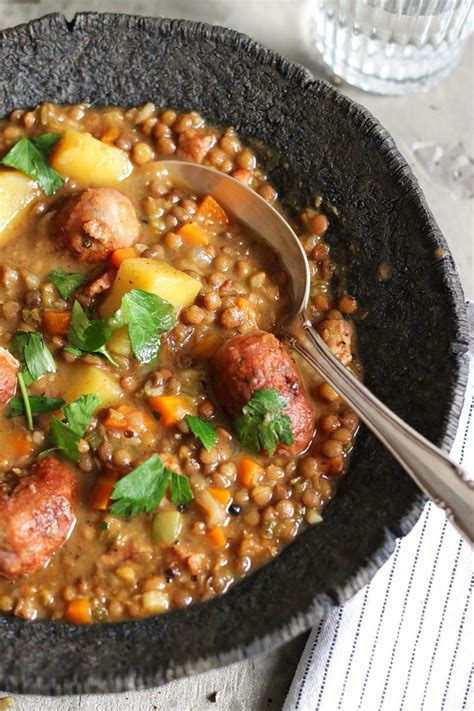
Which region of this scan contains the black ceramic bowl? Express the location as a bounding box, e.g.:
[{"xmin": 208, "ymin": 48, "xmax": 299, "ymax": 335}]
[{"xmin": 0, "ymin": 13, "xmax": 469, "ymax": 695}]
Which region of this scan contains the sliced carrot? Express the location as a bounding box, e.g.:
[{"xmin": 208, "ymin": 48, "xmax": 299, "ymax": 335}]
[
  {"xmin": 109, "ymin": 246, "xmax": 137, "ymax": 268},
  {"xmin": 64, "ymin": 598, "xmax": 92, "ymax": 624},
  {"xmin": 148, "ymin": 395, "xmax": 190, "ymax": 427},
  {"xmin": 237, "ymin": 457, "xmax": 263, "ymax": 488},
  {"xmin": 103, "ymin": 404, "xmax": 154, "ymax": 432},
  {"xmin": 193, "ymin": 332, "xmax": 224, "ymax": 361},
  {"xmin": 42, "ymin": 310, "xmax": 71, "ymax": 336},
  {"xmin": 102, "ymin": 408, "xmax": 129, "ymax": 431},
  {"xmin": 197, "ymin": 195, "xmax": 229, "ymax": 227},
  {"xmin": 208, "ymin": 487, "xmax": 232, "ymax": 508},
  {"xmin": 102, "ymin": 404, "xmax": 136, "ymax": 431},
  {"xmin": 89, "ymin": 472, "xmax": 119, "ymax": 511},
  {"xmin": 176, "ymin": 222, "xmax": 211, "ymax": 246},
  {"xmin": 208, "ymin": 526, "xmax": 226, "ymax": 548}
]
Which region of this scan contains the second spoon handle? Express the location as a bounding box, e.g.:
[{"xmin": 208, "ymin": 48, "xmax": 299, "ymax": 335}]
[{"xmin": 286, "ymin": 317, "xmax": 474, "ymax": 544}]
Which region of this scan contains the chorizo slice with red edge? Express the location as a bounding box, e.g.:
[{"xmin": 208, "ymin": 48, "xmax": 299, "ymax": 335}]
[
  {"xmin": 210, "ymin": 331, "xmax": 316, "ymax": 454},
  {"xmin": 0, "ymin": 456, "xmax": 78, "ymax": 578},
  {"xmin": 0, "ymin": 347, "xmax": 19, "ymax": 408},
  {"xmin": 53, "ymin": 187, "xmax": 140, "ymax": 263}
]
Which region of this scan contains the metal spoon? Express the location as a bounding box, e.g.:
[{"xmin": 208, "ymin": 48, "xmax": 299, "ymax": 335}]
[{"xmin": 162, "ymin": 160, "xmax": 474, "ymax": 543}]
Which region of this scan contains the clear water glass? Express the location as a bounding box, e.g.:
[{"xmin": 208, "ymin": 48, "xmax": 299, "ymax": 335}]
[{"xmin": 312, "ymin": 0, "xmax": 473, "ymax": 94}]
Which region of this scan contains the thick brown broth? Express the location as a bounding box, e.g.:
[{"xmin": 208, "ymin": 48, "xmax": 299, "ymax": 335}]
[{"xmin": 0, "ymin": 103, "xmax": 359, "ymax": 622}]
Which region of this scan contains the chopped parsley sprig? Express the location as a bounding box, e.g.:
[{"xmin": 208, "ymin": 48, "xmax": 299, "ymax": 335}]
[
  {"xmin": 1, "ymin": 133, "xmax": 64, "ymax": 196},
  {"xmin": 234, "ymin": 388, "xmax": 294, "ymax": 455},
  {"xmin": 66, "ymin": 288, "xmax": 176, "ymax": 366},
  {"xmin": 66, "ymin": 301, "xmax": 118, "ymax": 366},
  {"xmin": 110, "ymin": 454, "xmax": 193, "ymax": 517},
  {"xmin": 16, "ymin": 372, "xmax": 33, "ymax": 430},
  {"xmin": 8, "ymin": 395, "xmax": 65, "ymax": 419},
  {"xmin": 48, "ymin": 268, "xmax": 87, "ymax": 299},
  {"xmin": 185, "ymin": 414, "xmax": 217, "ymax": 451},
  {"xmin": 11, "ymin": 331, "xmax": 56, "ymax": 386},
  {"xmin": 110, "ymin": 289, "xmax": 176, "ymax": 364},
  {"xmin": 41, "ymin": 394, "xmax": 100, "ymax": 462},
  {"xmin": 10, "ymin": 331, "xmax": 57, "ymax": 430}
]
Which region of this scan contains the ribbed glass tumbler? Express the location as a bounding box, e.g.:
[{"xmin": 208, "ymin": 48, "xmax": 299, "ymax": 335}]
[{"xmin": 312, "ymin": 0, "xmax": 473, "ymax": 94}]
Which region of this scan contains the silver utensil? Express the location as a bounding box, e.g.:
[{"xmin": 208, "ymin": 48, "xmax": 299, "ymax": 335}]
[{"xmin": 162, "ymin": 160, "xmax": 474, "ymax": 544}]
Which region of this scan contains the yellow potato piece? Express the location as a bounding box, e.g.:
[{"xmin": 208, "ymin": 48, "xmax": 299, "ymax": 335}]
[
  {"xmin": 100, "ymin": 258, "xmax": 202, "ymax": 317},
  {"xmin": 0, "ymin": 169, "xmax": 40, "ymax": 244},
  {"xmin": 108, "ymin": 326, "xmax": 132, "ymax": 357},
  {"xmin": 53, "ymin": 363, "xmax": 123, "ymax": 408},
  {"xmin": 50, "ymin": 130, "xmax": 132, "ymax": 186}
]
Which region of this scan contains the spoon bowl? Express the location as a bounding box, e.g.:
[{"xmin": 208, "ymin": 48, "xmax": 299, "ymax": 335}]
[{"xmin": 163, "ymin": 160, "xmax": 474, "ymax": 543}]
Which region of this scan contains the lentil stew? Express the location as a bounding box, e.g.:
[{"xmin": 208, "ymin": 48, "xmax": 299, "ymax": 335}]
[{"xmin": 0, "ymin": 103, "xmax": 359, "ymax": 623}]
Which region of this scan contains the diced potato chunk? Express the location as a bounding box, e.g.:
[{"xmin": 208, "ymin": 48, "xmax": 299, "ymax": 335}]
[
  {"xmin": 0, "ymin": 169, "xmax": 40, "ymax": 244},
  {"xmin": 108, "ymin": 327, "xmax": 132, "ymax": 357},
  {"xmin": 53, "ymin": 363, "xmax": 123, "ymax": 408},
  {"xmin": 50, "ymin": 130, "xmax": 132, "ymax": 186},
  {"xmin": 100, "ymin": 258, "xmax": 202, "ymax": 317}
]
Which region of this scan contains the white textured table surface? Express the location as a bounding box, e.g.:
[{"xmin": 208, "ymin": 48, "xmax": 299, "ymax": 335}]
[{"xmin": 0, "ymin": 2, "xmax": 472, "ymax": 709}]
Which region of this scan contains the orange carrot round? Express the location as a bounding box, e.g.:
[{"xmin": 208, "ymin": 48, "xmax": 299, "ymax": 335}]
[
  {"xmin": 64, "ymin": 598, "xmax": 92, "ymax": 624},
  {"xmin": 42, "ymin": 310, "xmax": 71, "ymax": 336}
]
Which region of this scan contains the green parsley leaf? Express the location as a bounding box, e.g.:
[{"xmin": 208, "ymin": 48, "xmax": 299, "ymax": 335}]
[
  {"xmin": 49, "ymin": 416, "xmax": 81, "ymax": 462},
  {"xmin": 67, "ymin": 301, "xmax": 117, "ymax": 366},
  {"xmin": 170, "ymin": 471, "xmax": 193, "ymax": 505},
  {"xmin": 100, "ymin": 521, "xmax": 109, "ymax": 531},
  {"xmin": 47, "ymin": 394, "xmax": 100, "ymax": 462},
  {"xmin": 114, "ymin": 289, "xmax": 176, "ymax": 364},
  {"xmin": 66, "ymin": 289, "xmax": 175, "ymax": 367},
  {"xmin": 10, "ymin": 332, "xmax": 29, "ymax": 360},
  {"xmin": 16, "ymin": 372, "xmax": 33, "ymax": 430},
  {"xmin": 48, "ymin": 268, "xmax": 87, "ymax": 299},
  {"xmin": 24, "ymin": 334, "xmax": 56, "ymax": 382},
  {"xmin": 8, "ymin": 395, "xmax": 65, "ymax": 418},
  {"xmin": 234, "ymin": 388, "xmax": 294, "ymax": 455},
  {"xmin": 242, "ymin": 389, "xmax": 288, "ymax": 415},
  {"xmin": 11, "ymin": 331, "xmax": 56, "ymax": 385},
  {"xmin": 30, "ymin": 134, "xmax": 61, "ymax": 153},
  {"xmin": 234, "ymin": 413, "xmax": 260, "ymax": 453},
  {"xmin": 185, "ymin": 414, "xmax": 217, "ymax": 451},
  {"xmin": 109, "ymin": 454, "xmax": 194, "ymax": 517},
  {"xmin": 63, "ymin": 346, "xmax": 83, "ymax": 357},
  {"xmin": 110, "ymin": 454, "xmax": 171, "ymax": 517},
  {"xmin": 1, "ymin": 133, "xmax": 64, "ymax": 196},
  {"xmin": 63, "ymin": 393, "xmax": 100, "ymax": 436}
]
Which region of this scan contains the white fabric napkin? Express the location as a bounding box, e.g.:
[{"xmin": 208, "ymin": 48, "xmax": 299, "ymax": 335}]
[{"xmin": 284, "ymin": 303, "xmax": 473, "ymax": 711}]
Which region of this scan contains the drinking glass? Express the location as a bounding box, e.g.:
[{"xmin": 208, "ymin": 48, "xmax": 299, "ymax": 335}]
[{"xmin": 312, "ymin": 0, "xmax": 473, "ymax": 94}]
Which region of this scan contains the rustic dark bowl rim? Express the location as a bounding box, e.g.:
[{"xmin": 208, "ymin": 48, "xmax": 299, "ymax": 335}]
[{"xmin": 0, "ymin": 12, "xmax": 470, "ymax": 696}]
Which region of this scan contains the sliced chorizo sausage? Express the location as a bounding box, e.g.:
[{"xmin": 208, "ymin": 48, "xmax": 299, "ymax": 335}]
[
  {"xmin": 210, "ymin": 331, "xmax": 315, "ymax": 454},
  {"xmin": 0, "ymin": 347, "xmax": 19, "ymax": 408},
  {"xmin": 0, "ymin": 456, "xmax": 78, "ymax": 578},
  {"xmin": 54, "ymin": 188, "xmax": 140, "ymax": 263}
]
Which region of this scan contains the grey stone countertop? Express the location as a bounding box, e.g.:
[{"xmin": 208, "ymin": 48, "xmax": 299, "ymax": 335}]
[{"xmin": 0, "ymin": 2, "xmax": 472, "ymax": 710}]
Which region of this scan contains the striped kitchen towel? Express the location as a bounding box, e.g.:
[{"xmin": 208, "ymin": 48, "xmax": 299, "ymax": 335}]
[{"xmin": 284, "ymin": 303, "xmax": 473, "ymax": 711}]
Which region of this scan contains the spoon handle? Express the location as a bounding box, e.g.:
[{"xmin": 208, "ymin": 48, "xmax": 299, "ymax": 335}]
[{"xmin": 287, "ymin": 318, "xmax": 474, "ymax": 544}]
